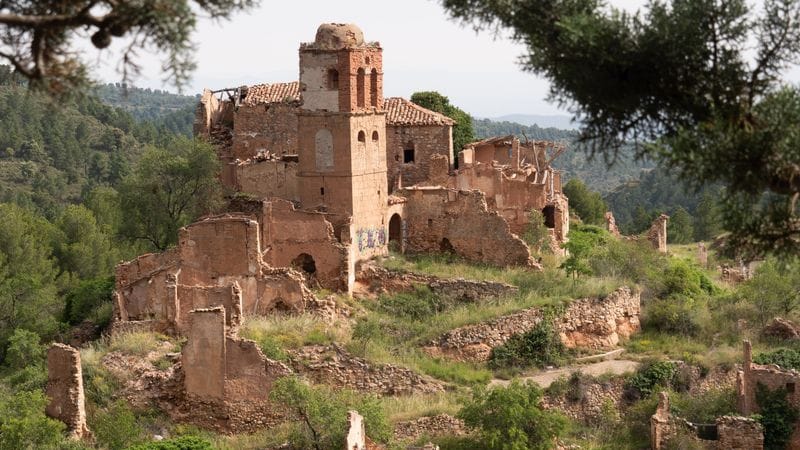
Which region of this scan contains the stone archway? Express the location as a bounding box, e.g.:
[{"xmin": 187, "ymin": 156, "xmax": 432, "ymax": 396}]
[
  {"xmin": 388, "ymin": 214, "xmax": 402, "ymax": 251},
  {"xmin": 542, "ymin": 205, "xmax": 556, "ymax": 229}
]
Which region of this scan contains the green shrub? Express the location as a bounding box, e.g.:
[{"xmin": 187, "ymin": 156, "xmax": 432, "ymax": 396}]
[
  {"xmin": 643, "ymin": 294, "xmax": 700, "ymax": 336},
  {"xmin": 0, "ymin": 389, "xmax": 67, "ymax": 450},
  {"xmin": 270, "ymin": 377, "xmax": 391, "ymax": 448},
  {"xmin": 755, "ymin": 382, "xmax": 800, "ymax": 450},
  {"xmin": 669, "ymin": 388, "xmax": 737, "ymax": 423},
  {"xmin": 91, "ymin": 400, "xmax": 145, "ymax": 450},
  {"xmin": 376, "ymin": 285, "xmax": 448, "ymax": 320},
  {"xmin": 545, "ymin": 371, "xmax": 592, "ymax": 403},
  {"xmin": 4, "ymin": 329, "xmax": 44, "ymax": 370},
  {"xmin": 128, "ymin": 435, "xmax": 213, "ymax": 450},
  {"xmin": 489, "ymin": 315, "xmax": 566, "ymax": 370},
  {"xmin": 754, "ymin": 347, "xmax": 800, "ymax": 370},
  {"xmin": 253, "ymin": 335, "xmax": 287, "ymax": 361},
  {"xmin": 458, "ymin": 380, "xmax": 567, "ymax": 450},
  {"xmin": 623, "ymin": 361, "xmax": 677, "ymax": 402},
  {"xmin": 63, "ymin": 276, "xmax": 115, "ymax": 326}
]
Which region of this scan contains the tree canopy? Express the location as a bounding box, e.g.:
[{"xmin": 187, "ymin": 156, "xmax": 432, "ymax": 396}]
[
  {"xmin": 0, "ymin": 1, "xmax": 257, "ymax": 94},
  {"xmin": 440, "ymin": 0, "xmax": 800, "ymax": 257},
  {"xmin": 411, "ymin": 91, "xmax": 476, "ymax": 153}
]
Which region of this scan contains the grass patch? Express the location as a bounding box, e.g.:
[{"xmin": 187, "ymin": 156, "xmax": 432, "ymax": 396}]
[
  {"xmin": 239, "ymin": 313, "xmax": 351, "ymax": 357},
  {"xmin": 380, "ymin": 392, "xmax": 462, "ymax": 423},
  {"xmin": 108, "ymin": 331, "xmax": 172, "ymax": 356}
]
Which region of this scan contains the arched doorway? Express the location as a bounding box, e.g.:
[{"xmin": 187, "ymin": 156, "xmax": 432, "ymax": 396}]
[
  {"xmin": 388, "ymin": 214, "xmax": 402, "ymax": 251},
  {"xmin": 291, "ymin": 253, "xmax": 317, "ymax": 275},
  {"xmin": 440, "ymin": 237, "xmax": 455, "ymax": 254}
]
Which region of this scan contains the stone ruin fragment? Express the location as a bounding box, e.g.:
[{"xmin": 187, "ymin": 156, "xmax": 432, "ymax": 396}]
[{"xmin": 45, "ymin": 343, "xmax": 91, "ymax": 440}]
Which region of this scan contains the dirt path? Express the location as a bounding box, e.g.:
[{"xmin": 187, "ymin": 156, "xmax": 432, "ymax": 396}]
[{"xmin": 490, "ymin": 359, "xmax": 640, "ymax": 388}]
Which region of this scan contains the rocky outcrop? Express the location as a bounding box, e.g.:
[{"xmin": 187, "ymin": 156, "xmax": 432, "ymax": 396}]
[
  {"xmin": 393, "ymin": 414, "xmax": 467, "ymax": 442},
  {"xmin": 762, "ymin": 317, "xmax": 800, "ymax": 341},
  {"xmin": 425, "ymin": 287, "xmax": 641, "ymax": 362},
  {"xmin": 289, "ymin": 344, "xmax": 445, "ymax": 396}
]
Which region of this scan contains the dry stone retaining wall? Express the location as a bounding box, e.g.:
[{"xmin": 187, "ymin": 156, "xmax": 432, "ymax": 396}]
[
  {"xmin": 393, "ymin": 414, "xmax": 466, "ymax": 442},
  {"xmin": 289, "ymin": 344, "xmax": 444, "ymax": 396},
  {"xmin": 426, "ymin": 287, "xmax": 641, "ymax": 362}
]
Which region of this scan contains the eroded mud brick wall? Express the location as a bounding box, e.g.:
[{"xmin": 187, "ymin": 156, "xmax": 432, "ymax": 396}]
[
  {"xmin": 114, "ymin": 249, "xmax": 180, "ymax": 324},
  {"xmin": 260, "ymin": 199, "xmax": 349, "ymax": 290},
  {"xmin": 400, "ymin": 187, "xmax": 531, "ymax": 266},
  {"xmin": 183, "ymin": 308, "xmax": 227, "ymax": 401}
]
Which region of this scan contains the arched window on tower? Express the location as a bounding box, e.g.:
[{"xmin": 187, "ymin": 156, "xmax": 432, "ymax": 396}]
[
  {"xmin": 370, "ymin": 68, "xmax": 378, "ymax": 107},
  {"xmin": 358, "ymin": 131, "xmax": 366, "ymax": 143},
  {"xmin": 372, "ymin": 131, "xmax": 379, "ymax": 142},
  {"xmin": 327, "ymin": 68, "xmax": 339, "ymax": 90},
  {"xmin": 356, "ymin": 68, "xmax": 366, "ymax": 108}
]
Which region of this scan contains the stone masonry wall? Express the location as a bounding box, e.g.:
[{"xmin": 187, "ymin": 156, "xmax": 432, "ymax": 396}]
[
  {"xmin": 399, "ymin": 187, "xmax": 534, "ymax": 267},
  {"xmin": 235, "ymin": 159, "xmax": 300, "ymax": 203},
  {"xmin": 231, "ymin": 103, "xmax": 299, "ymax": 160},
  {"xmin": 426, "ymin": 287, "xmax": 640, "ymax": 362},
  {"xmin": 386, "ymin": 124, "xmax": 452, "ymax": 192},
  {"xmin": 289, "ymin": 344, "xmax": 444, "ymax": 396},
  {"xmin": 45, "ymin": 343, "xmax": 91, "ymax": 440}
]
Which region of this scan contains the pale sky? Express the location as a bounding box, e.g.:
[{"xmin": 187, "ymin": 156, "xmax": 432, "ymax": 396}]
[{"xmin": 86, "ymin": 0, "xmax": 799, "ymax": 118}]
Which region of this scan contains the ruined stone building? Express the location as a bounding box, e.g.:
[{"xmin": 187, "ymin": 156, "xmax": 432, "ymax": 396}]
[{"xmin": 113, "ymin": 23, "xmax": 570, "ymax": 332}]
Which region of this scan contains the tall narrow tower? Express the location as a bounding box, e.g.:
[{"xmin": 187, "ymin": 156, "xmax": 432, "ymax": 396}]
[{"xmin": 296, "ymin": 23, "xmax": 388, "ymax": 260}]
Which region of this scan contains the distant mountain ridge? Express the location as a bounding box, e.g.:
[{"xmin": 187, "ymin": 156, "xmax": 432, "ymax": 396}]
[{"xmin": 485, "ymin": 114, "xmax": 578, "ymax": 130}]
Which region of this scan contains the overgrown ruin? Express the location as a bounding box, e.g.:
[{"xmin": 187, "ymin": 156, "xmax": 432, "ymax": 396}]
[{"xmin": 45, "ymin": 343, "xmax": 91, "ymax": 440}]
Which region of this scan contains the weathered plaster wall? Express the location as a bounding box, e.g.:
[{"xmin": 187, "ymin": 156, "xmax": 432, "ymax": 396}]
[
  {"xmin": 46, "ymin": 344, "xmax": 91, "ymax": 440},
  {"xmin": 399, "ymin": 187, "xmax": 533, "ymax": 267}
]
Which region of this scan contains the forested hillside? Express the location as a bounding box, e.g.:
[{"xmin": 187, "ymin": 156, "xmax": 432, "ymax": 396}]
[{"xmin": 92, "ymin": 84, "xmax": 197, "ymax": 136}]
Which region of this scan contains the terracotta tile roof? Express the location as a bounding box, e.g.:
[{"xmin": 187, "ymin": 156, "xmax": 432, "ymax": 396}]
[
  {"xmin": 242, "ymin": 82, "xmax": 300, "ymax": 105},
  {"xmin": 384, "ymin": 97, "xmax": 455, "ymax": 126}
]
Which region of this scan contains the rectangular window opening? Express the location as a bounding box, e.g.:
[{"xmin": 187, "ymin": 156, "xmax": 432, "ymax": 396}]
[{"xmin": 404, "ymin": 149, "xmax": 415, "ymax": 163}]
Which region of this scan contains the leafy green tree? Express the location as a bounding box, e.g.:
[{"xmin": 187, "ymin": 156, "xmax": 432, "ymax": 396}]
[
  {"xmin": 0, "ymin": 389, "xmax": 67, "ymax": 450},
  {"xmin": 119, "ymin": 136, "xmax": 222, "ymax": 251},
  {"xmin": 411, "ymin": 91, "xmax": 475, "ymax": 153},
  {"xmin": 560, "ymin": 225, "xmax": 609, "ymax": 279},
  {"xmin": 128, "ymin": 436, "xmax": 213, "ymax": 450},
  {"xmin": 739, "ymin": 258, "xmax": 800, "ymax": 325},
  {"xmin": 524, "ymin": 209, "xmax": 552, "ymax": 253},
  {"xmin": 0, "ymin": 1, "xmax": 257, "ymax": 94},
  {"xmin": 693, "ymin": 190, "xmax": 723, "ymax": 241},
  {"xmin": 440, "ymin": 0, "xmax": 800, "ymax": 257},
  {"xmin": 0, "ymin": 203, "xmax": 62, "ymax": 352},
  {"xmin": 756, "ymin": 383, "xmax": 800, "ymax": 450},
  {"xmin": 55, "ymin": 205, "xmax": 118, "ymax": 281},
  {"xmin": 270, "ymin": 377, "xmax": 391, "ymax": 450},
  {"xmin": 667, "ymin": 206, "xmax": 694, "ymax": 244},
  {"xmin": 63, "ymin": 277, "xmax": 115, "ymax": 326},
  {"xmin": 458, "ymin": 380, "xmax": 567, "ymax": 450},
  {"xmin": 562, "ymin": 178, "xmax": 606, "ymax": 225}
]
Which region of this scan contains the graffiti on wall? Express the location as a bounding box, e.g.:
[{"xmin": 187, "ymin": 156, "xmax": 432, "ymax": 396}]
[{"xmin": 356, "ymin": 227, "xmax": 387, "ymax": 252}]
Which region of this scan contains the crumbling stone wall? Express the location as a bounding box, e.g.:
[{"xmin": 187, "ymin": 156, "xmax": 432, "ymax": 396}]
[
  {"xmin": 399, "ymin": 187, "xmax": 534, "ymax": 267},
  {"xmin": 231, "ymin": 103, "xmax": 299, "ymax": 160},
  {"xmin": 386, "ymin": 123, "xmax": 453, "ymax": 191},
  {"xmin": 356, "ymin": 263, "xmax": 518, "ymax": 302},
  {"xmin": 605, "ymin": 211, "xmax": 621, "ymax": 237},
  {"xmin": 45, "ymin": 344, "xmax": 91, "ymax": 440},
  {"xmin": 260, "ymin": 199, "xmax": 350, "ymax": 291},
  {"xmin": 393, "ymin": 414, "xmax": 466, "ymax": 442},
  {"xmin": 235, "ymin": 159, "xmax": 300, "ymax": 202},
  {"xmin": 182, "ymin": 307, "xmax": 291, "ymax": 406},
  {"xmin": 738, "ymin": 340, "xmax": 800, "ymax": 449},
  {"xmin": 113, "ymin": 215, "xmax": 314, "ymax": 335},
  {"xmin": 558, "ymin": 286, "xmax": 641, "ymax": 349},
  {"xmin": 647, "ymin": 214, "xmax": 669, "ymax": 253},
  {"xmin": 651, "ymin": 391, "xmax": 763, "ymax": 450},
  {"xmin": 289, "ymin": 344, "xmax": 444, "ymax": 396},
  {"xmin": 426, "ymin": 287, "xmax": 640, "ymax": 362}
]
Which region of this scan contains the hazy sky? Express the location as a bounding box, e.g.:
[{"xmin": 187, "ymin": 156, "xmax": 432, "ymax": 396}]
[{"xmin": 87, "ymin": 0, "xmax": 799, "ymax": 118}]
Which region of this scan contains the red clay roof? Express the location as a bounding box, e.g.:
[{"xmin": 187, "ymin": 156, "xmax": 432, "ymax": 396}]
[
  {"xmin": 243, "ymin": 82, "xmax": 300, "ymax": 105},
  {"xmin": 384, "ymin": 97, "xmax": 455, "ymax": 126},
  {"xmin": 240, "ymin": 83, "xmax": 454, "ymax": 127}
]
